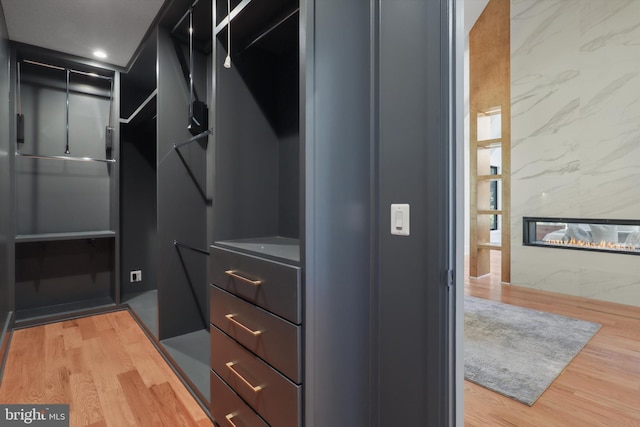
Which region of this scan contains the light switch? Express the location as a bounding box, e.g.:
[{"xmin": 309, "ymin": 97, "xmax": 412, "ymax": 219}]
[{"xmin": 391, "ymin": 204, "xmax": 410, "ymax": 236}]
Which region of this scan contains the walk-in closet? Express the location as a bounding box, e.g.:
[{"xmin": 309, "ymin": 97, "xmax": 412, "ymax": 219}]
[{"xmin": 0, "ymin": 1, "xmax": 457, "ymax": 425}]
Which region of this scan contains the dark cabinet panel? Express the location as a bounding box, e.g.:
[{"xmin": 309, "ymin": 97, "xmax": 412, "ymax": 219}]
[
  {"xmin": 210, "ymin": 370, "xmax": 269, "ymax": 427},
  {"xmin": 211, "ymin": 325, "xmax": 301, "ymax": 427},
  {"xmin": 210, "ymin": 285, "xmax": 301, "ymax": 383},
  {"xmin": 210, "ymin": 246, "xmax": 301, "ymax": 324}
]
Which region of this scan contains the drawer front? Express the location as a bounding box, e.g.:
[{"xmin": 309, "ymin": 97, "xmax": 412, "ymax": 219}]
[
  {"xmin": 210, "ymin": 370, "xmax": 268, "ymax": 427},
  {"xmin": 211, "ymin": 325, "xmax": 301, "ymax": 427},
  {"xmin": 210, "ymin": 285, "xmax": 301, "ymax": 383},
  {"xmin": 210, "ymin": 245, "xmax": 301, "ymax": 324}
]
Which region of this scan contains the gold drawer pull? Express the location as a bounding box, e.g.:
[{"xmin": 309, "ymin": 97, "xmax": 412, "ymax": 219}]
[
  {"xmin": 225, "ymin": 314, "xmax": 262, "ymax": 336},
  {"xmin": 225, "ymin": 270, "xmax": 263, "ymax": 286},
  {"xmin": 226, "ymin": 361, "xmax": 263, "ymax": 393},
  {"xmin": 225, "ymin": 413, "xmax": 238, "ymax": 427}
]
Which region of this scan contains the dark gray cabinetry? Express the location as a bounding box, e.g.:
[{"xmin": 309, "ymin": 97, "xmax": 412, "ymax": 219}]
[
  {"xmin": 210, "ymin": 370, "xmax": 269, "ymax": 427},
  {"xmin": 209, "ymin": 249, "xmax": 302, "ymax": 426},
  {"xmin": 210, "ymin": 0, "xmax": 304, "ymax": 423},
  {"xmin": 210, "ymin": 246, "xmax": 301, "ymax": 324},
  {"xmin": 12, "ymin": 50, "xmax": 120, "ymax": 322},
  {"xmin": 210, "ymin": 0, "xmax": 376, "ymax": 425}
]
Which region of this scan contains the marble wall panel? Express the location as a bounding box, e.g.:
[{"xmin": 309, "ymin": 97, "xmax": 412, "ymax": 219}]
[{"xmin": 510, "ymin": 0, "xmax": 640, "ymax": 306}]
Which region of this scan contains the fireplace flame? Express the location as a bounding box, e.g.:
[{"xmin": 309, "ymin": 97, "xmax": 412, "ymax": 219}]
[{"xmin": 541, "ymin": 237, "xmax": 639, "ymax": 253}]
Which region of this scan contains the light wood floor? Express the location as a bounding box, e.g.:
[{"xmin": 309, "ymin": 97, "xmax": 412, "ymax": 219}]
[
  {"xmin": 464, "ymin": 253, "xmax": 640, "ymax": 426},
  {"xmin": 0, "ymin": 310, "xmax": 213, "ymax": 427}
]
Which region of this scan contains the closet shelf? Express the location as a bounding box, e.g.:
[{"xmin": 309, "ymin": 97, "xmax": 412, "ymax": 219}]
[
  {"xmin": 477, "ymin": 174, "xmax": 502, "ymax": 181},
  {"xmin": 476, "ymin": 242, "xmax": 502, "ymax": 250},
  {"xmin": 15, "ymin": 230, "xmax": 116, "ymax": 243},
  {"xmin": 215, "ymin": 236, "xmax": 300, "ymax": 264},
  {"xmin": 476, "ymin": 138, "xmax": 502, "ymax": 148}
]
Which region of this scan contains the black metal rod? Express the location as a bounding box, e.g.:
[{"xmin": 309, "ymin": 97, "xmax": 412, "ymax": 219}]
[
  {"xmin": 170, "ymin": 0, "xmax": 201, "ymax": 34},
  {"xmin": 173, "ymin": 240, "xmax": 209, "ymax": 255},
  {"xmin": 237, "ymin": 8, "xmax": 299, "ymax": 56},
  {"xmin": 172, "ymin": 128, "xmax": 212, "ymax": 150}
]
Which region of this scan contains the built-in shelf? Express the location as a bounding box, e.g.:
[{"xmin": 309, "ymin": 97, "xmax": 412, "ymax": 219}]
[
  {"xmin": 477, "ymin": 174, "xmax": 503, "ymax": 181},
  {"xmin": 476, "ymin": 138, "xmax": 502, "ymax": 148},
  {"xmin": 478, "ymin": 209, "xmax": 503, "ymax": 215},
  {"xmin": 476, "ymin": 242, "xmax": 502, "ymax": 250},
  {"xmin": 215, "ymin": 236, "xmax": 300, "ymax": 264},
  {"xmin": 469, "ymin": 1, "xmax": 511, "ymax": 282},
  {"xmin": 15, "ymin": 230, "xmax": 116, "ymax": 243}
]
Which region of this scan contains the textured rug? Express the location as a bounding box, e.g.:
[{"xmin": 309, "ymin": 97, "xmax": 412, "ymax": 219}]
[{"xmin": 464, "ymin": 295, "xmax": 601, "ymax": 406}]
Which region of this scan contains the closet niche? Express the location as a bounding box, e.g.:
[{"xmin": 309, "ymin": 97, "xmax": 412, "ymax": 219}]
[
  {"xmin": 14, "ymin": 53, "xmax": 119, "ymax": 322},
  {"xmin": 120, "ymin": 0, "xmax": 214, "ymax": 408},
  {"xmin": 213, "ymin": 0, "xmax": 300, "ymax": 259}
]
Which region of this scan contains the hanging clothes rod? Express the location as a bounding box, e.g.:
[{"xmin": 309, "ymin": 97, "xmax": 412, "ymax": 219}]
[
  {"xmin": 22, "ymin": 59, "xmax": 113, "ymax": 81},
  {"xmin": 237, "ymin": 8, "xmax": 300, "ymax": 56},
  {"xmin": 173, "ymin": 240, "xmax": 209, "ymax": 255},
  {"xmin": 214, "ymin": 0, "xmax": 252, "ymax": 35},
  {"xmin": 16, "ymin": 152, "xmax": 116, "ymax": 164},
  {"xmin": 173, "ymin": 128, "xmax": 213, "ymax": 150},
  {"xmin": 171, "ymin": 0, "xmax": 201, "ymax": 34}
]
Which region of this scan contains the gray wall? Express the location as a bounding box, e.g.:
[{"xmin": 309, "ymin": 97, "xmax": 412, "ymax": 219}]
[
  {"xmin": 157, "ymin": 28, "xmax": 209, "ymax": 339},
  {"xmin": 0, "ymin": 0, "xmax": 14, "ymax": 328},
  {"xmin": 377, "ymin": 0, "xmax": 455, "ymax": 425},
  {"xmin": 120, "ymin": 32, "xmax": 156, "ymax": 297},
  {"xmin": 16, "ymin": 77, "xmax": 112, "ymax": 234},
  {"xmin": 120, "ymin": 126, "xmax": 157, "ymax": 294},
  {"xmin": 212, "ymin": 39, "xmax": 280, "ymax": 242}
]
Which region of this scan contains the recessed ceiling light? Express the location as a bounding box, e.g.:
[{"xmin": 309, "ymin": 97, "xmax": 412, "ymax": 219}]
[{"xmin": 93, "ymin": 50, "xmax": 107, "ymax": 59}]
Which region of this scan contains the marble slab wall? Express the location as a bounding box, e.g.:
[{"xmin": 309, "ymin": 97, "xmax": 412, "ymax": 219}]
[{"xmin": 510, "ymin": 0, "xmax": 640, "ymax": 306}]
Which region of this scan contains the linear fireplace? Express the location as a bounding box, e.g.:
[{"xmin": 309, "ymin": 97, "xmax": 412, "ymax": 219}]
[{"xmin": 523, "ymin": 217, "xmax": 640, "ymax": 256}]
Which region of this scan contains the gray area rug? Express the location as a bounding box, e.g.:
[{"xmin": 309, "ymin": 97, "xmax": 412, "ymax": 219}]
[{"xmin": 464, "ymin": 295, "xmax": 601, "ymax": 406}]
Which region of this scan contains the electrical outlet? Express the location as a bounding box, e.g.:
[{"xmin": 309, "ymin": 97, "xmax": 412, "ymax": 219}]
[{"xmin": 130, "ymin": 270, "xmax": 142, "ymax": 283}]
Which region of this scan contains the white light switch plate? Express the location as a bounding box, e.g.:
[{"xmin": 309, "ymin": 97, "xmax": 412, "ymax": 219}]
[{"xmin": 391, "ymin": 204, "xmax": 410, "ymax": 236}]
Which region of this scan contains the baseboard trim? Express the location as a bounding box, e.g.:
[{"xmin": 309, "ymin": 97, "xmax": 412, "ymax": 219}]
[
  {"xmin": 0, "ymin": 311, "xmax": 15, "ymax": 386},
  {"xmin": 12, "ymin": 304, "xmax": 127, "ymax": 330}
]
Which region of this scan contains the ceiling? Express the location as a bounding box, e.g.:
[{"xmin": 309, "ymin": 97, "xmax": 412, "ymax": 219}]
[{"xmin": 0, "ymin": 0, "xmax": 167, "ymax": 68}]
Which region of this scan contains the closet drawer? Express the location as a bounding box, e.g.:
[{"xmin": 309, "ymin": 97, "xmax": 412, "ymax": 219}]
[
  {"xmin": 210, "ymin": 370, "xmax": 268, "ymax": 427},
  {"xmin": 211, "ymin": 325, "xmax": 301, "ymax": 427},
  {"xmin": 210, "ymin": 285, "xmax": 301, "ymax": 383},
  {"xmin": 210, "ymin": 245, "xmax": 301, "ymax": 324}
]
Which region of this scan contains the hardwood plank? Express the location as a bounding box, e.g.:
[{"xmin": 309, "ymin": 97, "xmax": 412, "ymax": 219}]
[
  {"xmin": 69, "ymin": 371, "xmax": 104, "ymax": 427},
  {"xmin": 97, "ymin": 388, "xmax": 137, "ymax": 427},
  {"xmin": 44, "ymin": 333, "xmax": 71, "ymax": 404},
  {"xmin": 117, "ymin": 370, "xmax": 170, "ymax": 427},
  {"xmin": 0, "ymin": 311, "xmax": 213, "ymax": 427},
  {"xmin": 150, "ymin": 382, "xmax": 201, "ymax": 427}
]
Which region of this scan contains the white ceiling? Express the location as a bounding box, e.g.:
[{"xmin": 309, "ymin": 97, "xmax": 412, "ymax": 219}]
[
  {"xmin": 465, "ymin": 0, "xmax": 490, "ymax": 35},
  {"xmin": 1, "ymin": 0, "xmax": 166, "ymax": 68}
]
